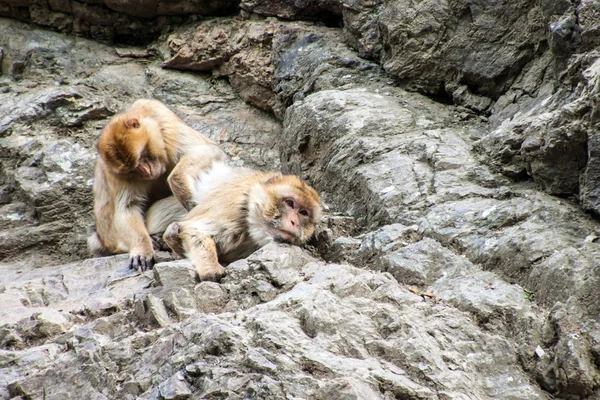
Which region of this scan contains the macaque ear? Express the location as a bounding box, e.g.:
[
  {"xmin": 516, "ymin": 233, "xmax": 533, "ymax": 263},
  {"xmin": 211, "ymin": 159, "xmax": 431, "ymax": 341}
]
[
  {"xmin": 124, "ymin": 118, "xmax": 140, "ymax": 129},
  {"xmin": 265, "ymin": 173, "xmax": 283, "ymax": 185}
]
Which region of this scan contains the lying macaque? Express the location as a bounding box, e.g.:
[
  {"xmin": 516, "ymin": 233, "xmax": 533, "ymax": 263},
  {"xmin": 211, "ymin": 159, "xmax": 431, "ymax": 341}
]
[{"xmin": 146, "ymin": 161, "xmax": 321, "ymax": 281}]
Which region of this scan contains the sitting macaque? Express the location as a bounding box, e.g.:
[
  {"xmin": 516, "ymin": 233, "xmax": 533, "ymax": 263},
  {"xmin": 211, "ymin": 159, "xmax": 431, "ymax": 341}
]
[
  {"xmin": 145, "ymin": 161, "xmax": 322, "ymax": 281},
  {"xmin": 88, "ymin": 99, "xmax": 227, "ymax": 271}
]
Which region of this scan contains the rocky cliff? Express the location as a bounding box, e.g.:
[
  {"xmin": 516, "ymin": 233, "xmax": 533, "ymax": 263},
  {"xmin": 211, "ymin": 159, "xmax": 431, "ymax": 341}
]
[{"xmin": 2, "ymin": 1, "xmax": 600, "ymax": 398}]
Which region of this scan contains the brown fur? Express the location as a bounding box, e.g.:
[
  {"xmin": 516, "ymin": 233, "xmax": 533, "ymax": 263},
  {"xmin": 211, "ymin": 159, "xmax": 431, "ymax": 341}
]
[
  {"xmin": 89, "ymin": 99, "xmax": 227, "ymax": 271},
  {"xmin": 146, "ymin": 164, "xmax": 321, "ymax": 281}
]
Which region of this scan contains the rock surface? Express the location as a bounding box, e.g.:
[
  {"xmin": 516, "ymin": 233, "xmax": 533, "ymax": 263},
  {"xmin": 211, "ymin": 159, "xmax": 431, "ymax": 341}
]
[
  {"xmin": 0, "ymin": 17, "xmax": 280, "ymax": 268},
  {"xmin": 0, "ymin": 0, "xmax": 238, "ymax": 43},
  {"xmin": 2, "ymin": 2, "xmax": 600, "ymax": 399}
]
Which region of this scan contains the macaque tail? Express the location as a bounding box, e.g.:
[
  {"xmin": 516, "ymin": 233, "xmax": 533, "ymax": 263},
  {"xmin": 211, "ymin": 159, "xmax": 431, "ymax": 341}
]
[
  {"xmin": 87, "ymin": 232, "xmax": 112, "ymax": 257},
  {"xmin": 145, "ymin": 196, "xmax": 188, "ymax": 235}
]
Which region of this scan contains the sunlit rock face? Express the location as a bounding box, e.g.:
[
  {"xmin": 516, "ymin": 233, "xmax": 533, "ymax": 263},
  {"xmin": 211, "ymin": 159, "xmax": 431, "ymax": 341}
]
[{"xmin": 2, "ymin": 1, "xmax": 600, "ymax": 397}]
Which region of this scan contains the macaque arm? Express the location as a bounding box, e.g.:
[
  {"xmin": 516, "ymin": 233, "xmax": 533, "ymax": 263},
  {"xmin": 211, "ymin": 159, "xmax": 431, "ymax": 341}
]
[
  {"xmin": 168, "ymin": 145, "xmax": 227, "ymax": 210},
  {"xmin": 89, "ymin": 162, "xmax": 114, "ymax": 256},
  {"xmin": 163, "ymin": 221, "xmax": 225, "ymax": 282},
  {"xmin": 114, "ymin": 192, "xmax": 155, "ymax": 271}
]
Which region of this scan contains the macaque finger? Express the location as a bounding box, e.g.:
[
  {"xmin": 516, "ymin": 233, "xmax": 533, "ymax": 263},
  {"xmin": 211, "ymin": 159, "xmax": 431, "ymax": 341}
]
[
  {"xmin": 128, "ymin": 255, "xmax": 139, "ymax": 270},
  {"xmin": 127, "ymin": 254, "xmax": 154, "ymax": 272},
  {"xmin": 140, "ymin": 256, "xmax": 155, "ymax": 271},
  {"xmin": 140, "ymin": 257, "xmax": 148, "ymax": 272}
]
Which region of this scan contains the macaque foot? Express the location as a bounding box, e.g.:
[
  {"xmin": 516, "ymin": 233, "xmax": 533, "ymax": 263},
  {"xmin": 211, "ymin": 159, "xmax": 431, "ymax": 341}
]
[
  {"xmin": 150, "ymin": 233, "xmax": 170, "ymax": 252},
  {"xmin": 164, "ymin": 222, "xmax": 185, "ymax": 256},
  {"xmin": 197, "ymin": 265, "xmax": 226, "ymax": 282},
  {"xmin": 128, "ymin": 254, "xmax": 155, "ymax": 272}
]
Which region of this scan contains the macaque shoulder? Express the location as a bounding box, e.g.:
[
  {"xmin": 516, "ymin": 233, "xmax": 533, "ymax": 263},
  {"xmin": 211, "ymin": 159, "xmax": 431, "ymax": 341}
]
[{"xmin": 189, "ymin": 162, "xmax": 264, "ymax": 206}]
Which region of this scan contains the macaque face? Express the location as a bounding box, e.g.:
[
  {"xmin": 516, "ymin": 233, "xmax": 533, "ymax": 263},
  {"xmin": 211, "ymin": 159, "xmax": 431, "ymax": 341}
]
[
  {"xmin": 99, "ymin": 118, "xmax": 166, "ymax": 181},
  {"xmin": 266, "ymin": 177, "xmax": 321, "ymax": 245},
  {"xmin": 274, "ymin": 196, "xmax": 317, "ymax": 245},
  {"xmin": 128, "ymin": 153, "xmax": 166, "ymax": 181}
]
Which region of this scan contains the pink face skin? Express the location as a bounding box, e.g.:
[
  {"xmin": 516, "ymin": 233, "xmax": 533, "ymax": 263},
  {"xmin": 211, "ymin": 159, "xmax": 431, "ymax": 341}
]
[
  {"xmin": 105, "ymin": 156, "xmax": 165, "ymax": 180},
  {"xmin": 275, "ymin": 197, "xmax": 313, "ymax": 244},
  {"xmin": 134, "ymin": 157, "xmax": 166, "ymax": 180}
]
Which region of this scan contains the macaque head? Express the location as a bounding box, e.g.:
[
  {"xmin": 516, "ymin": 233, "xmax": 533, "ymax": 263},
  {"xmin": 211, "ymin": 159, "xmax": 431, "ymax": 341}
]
[
  {"xmin": 259, "ymin": 175, "xmax": 322, "ymax": 245},
  {"xmin": 98, "ymin": 115, "xmax": 167, "ymax": 180}
]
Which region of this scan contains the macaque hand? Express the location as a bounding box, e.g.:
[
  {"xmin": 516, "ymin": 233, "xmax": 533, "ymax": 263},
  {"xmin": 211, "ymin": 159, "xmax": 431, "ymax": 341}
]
[{"xmin": 128, "ymin": 248, "xmax": 156, "ymax": 272}]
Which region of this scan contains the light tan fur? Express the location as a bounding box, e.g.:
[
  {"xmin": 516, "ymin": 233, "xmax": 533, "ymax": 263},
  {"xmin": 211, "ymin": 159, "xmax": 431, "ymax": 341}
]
[
  {"xmin": 89, "ymin": 99, "xmax": 227, "ymax": 271},
  {"xmin": 146, "ymin": 164, "xmax": 321, "ymax": 281}
]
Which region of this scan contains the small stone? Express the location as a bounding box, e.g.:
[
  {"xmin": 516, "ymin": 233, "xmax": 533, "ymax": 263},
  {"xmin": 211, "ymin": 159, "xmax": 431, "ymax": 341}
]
[
  {"xmin": 154, "ymin": 260, "xmax": 197, "ymax": 289},
  {"xmin": 158, "ymin": 372, "xmax": 192, "ymax": 400},
  {"xmin": 535, "ymin": 345, "xmax": 546, "ymax": 359},
  {"xmin": 0, "ymin": 328, "xmax": 24, "ymax": 348},
  {"xmin": 23, "ymin": 309, "xmax": 73, "ymax": 339},
  {"xmin": 194, "ymin": 282, "xmax": 229, "ymax": 313},
  {"xmin": 243, "ymin": 349, "xmax": 277, "ymax": 373},
  {"xmin": 135, "ymin": 295, "xmax": 172, "ymax": 327}
]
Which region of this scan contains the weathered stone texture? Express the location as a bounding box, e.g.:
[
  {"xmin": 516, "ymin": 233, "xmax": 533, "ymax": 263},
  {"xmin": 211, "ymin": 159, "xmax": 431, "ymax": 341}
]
[
  {"xmin": 3, "ymin": 0, "xmax": 600, "ymax": 398},
  {"xmin": 0, "ymin": 0, "xmax": 238, "ymax": 43},
  {"xmin": 0, "ymin": 18, "xmax": 280, "ymax": 267}
]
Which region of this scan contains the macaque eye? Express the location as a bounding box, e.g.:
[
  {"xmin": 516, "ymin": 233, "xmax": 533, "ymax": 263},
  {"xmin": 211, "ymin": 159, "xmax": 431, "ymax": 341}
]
[
  {"xmin": 284, "ymin": 199, "xmax": 295, "ymax": 208},
  {"xmin": 299, "ymin": 209, "xmax": 309, "ymax": 216}
]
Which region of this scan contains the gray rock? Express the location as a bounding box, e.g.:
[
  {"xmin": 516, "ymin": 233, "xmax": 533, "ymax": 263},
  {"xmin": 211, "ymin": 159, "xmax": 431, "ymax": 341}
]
[
  {"xmin": 476, "ymin": 89, "xmax": 588, "ymax": 194},
  {"xmin": 162, "ymin": 18, "xmax": 382, "ymax": 118},
  {"xmin": 18, "ymin": 309, "xmax": 73, "ymax": 340},
  {"xmin": 359, "ymin": 223, "xmax": 421, "ymax": 254},
  {"xmin": 242, "ymin": 348, "xmax": 278, "ymax": 374},
  {"xmin": 4, "ymin": 4, "xmax": 600, "ymax": 400},
  {"xmin": 382, "ymin": 238, "xmax": 466, "ymax": 286},
  {"xmin": 153, "ymin": 260, "xmax": 197, "ymax": 289},
  {"xmin": 449, "ymin": 84, "xmax": 493, "ymax": 113},
  {"xmin": 529, "ymin": 244, "xmax": 600, "ymax": 317},
  {"xmin": 241, "ymin": 0, "xmax": 342, "ymax": 22},
  {"xmin": 135, "ymin": 294, "xmax": 172, "ymax": 328},
  {"xmin": 194, "ymin": 282, "xmax": 229, "ymax": 314},
  {"xmin": 282, "ymin": 87, "xmax": 496, "ymax": 228},
  {"xmin": 163, "ymin": 18, "xmax": 285, "ymax": 116},
  {"xmin": 158, "ymin": 372, "xmax": 192, "ymax": 400},
  {"xmin": 0, "ymin": 1, "xmax": 237, "ymax": 43},
  {"xmin": 271, "ymin": 40, "xmax": 600, "ymax": 395},
  {"xmin": 164, "ymin": 288, "xmax": 198, "ymax": 320},
  {"xmin": 342, "ymin": 0, "xmax": 383, "ymax": 60},
  {"xmin": 474, "ymin": 3, "xmax": 600, "ymax": 220},
  {"xmin": 343, "ymin": 0, "xmax": 547, "ymax": 97}
]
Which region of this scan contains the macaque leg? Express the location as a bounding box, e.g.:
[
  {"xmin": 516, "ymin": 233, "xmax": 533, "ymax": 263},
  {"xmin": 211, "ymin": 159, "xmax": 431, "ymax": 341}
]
[
  {"xmin": 163, "ymin": 222, "xmax": 225, "ymax": 282},
  {"xmin": 167, "ymin": 145, "xmax": 227, "ymax": 210},
  {"xmin": 116, "ymin": 207, "xmax": 155, "ymax": 271}
]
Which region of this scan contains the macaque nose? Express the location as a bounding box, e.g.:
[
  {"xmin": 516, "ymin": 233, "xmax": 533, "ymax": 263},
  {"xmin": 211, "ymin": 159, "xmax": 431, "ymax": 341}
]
[{"xmin": 139, "ymin": 164, "xmax": 152, "ymax": 178}]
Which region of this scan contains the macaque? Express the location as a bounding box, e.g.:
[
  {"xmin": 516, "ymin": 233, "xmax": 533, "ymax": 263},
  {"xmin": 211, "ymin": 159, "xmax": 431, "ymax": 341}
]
[
  {"xmin": 145, "ymin": 161, "xmax": 322, "ymax": 281},
  {"xmin": 88, "ymin": 99, "xmax": 227, "ymax": 271}
]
